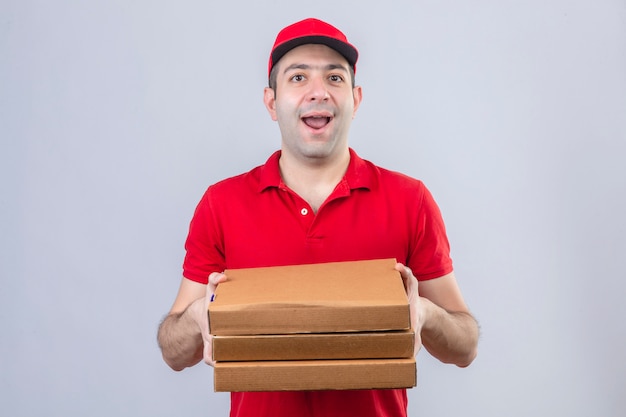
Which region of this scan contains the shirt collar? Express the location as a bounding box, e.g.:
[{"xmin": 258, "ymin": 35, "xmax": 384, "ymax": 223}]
[{"xmin": 257, "ymin": 148, "xmax": 373, "ymax": 193}]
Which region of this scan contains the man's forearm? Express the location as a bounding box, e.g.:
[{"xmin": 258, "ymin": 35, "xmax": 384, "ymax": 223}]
[
  {"xmin": 421, "ymin": 299, "xmax": 479, "ymax": 367},
  {"xmin": 157, "ymin": 307, "xmax": 204, "ymax": 371}
]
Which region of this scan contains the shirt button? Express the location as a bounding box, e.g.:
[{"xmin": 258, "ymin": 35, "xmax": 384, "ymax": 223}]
[{"xmin": 300, "ymin": 208, "xmax": 308, "ymax": 216}]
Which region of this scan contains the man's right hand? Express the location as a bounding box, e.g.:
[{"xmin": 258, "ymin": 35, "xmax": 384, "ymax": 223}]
[
  {"xmin": 158, "ymin": 272, "xmax": 227, "ymax": 370},
  {"xmin": 188, "ymin": 272, "xmax": 227, "ymax": 366}
]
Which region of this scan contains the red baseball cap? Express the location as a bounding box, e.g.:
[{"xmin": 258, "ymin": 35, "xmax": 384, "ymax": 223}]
[{"xmin": 268, "ymin": 18, "xmax": 359, "ymax": 79}]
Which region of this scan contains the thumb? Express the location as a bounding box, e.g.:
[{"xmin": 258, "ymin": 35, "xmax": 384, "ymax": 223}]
[
  {"xmin": 208, "ymin": 272, "xmax": 228, "ymax": 295},
  {"xmin": 203, "ymin": 334, "xmax": 215, "ymax": 367},
  {"xmin": 414, "ymin": 329, "xmax": 422, "ymax": 357}
]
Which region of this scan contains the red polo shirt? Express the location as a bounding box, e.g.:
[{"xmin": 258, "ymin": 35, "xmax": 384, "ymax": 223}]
[{"xmin": 183, "ymin": 148, "xmax": 453, "ymax": 417}]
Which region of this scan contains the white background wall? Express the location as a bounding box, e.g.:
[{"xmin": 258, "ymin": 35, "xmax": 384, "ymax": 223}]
[{"xmin": 2, "ymin": 1, "xmax": 625, "ymax": 416}]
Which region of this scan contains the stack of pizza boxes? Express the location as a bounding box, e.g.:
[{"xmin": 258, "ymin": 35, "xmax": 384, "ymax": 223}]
[{"xmin": 209, "ymin": 258, "xmax": 416, "ymax": 391}]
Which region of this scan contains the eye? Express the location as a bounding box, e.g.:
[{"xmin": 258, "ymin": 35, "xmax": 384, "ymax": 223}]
[
  {"xmin": 290, "ymin": 74, "xmax": 305, "ymax": 82},
  {"xmin": 329, "ymin": 74, "xmax": 344, "ymax": 83}
]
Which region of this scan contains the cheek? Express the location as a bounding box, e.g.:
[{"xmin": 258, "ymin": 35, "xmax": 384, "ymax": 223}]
[
  {"xmin": 275, "ymin": 99, "xmax": 299, "ymax": 121},
  {"xmin": 340, "ymin": 100, "xmax": 356, "ymax": 119},
  {"xmin": 274, "ymin": 106, "xmax": 298, "ymax": 132}
]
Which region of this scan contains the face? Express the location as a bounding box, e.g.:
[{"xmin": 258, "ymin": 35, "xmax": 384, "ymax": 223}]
[{"xmin": 264, "ymin": 44, "xmax": 362, "ymax": 164}]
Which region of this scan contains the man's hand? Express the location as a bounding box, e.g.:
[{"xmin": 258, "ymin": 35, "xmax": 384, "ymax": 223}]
[
  {"xmin": 395, "ymin": 263, "xmax": 425, "ymax": 356},
  {"xmin": 159, "ymin": 272, "xmax": 228, "ymax": 370},
  {"xmin": 188, "ymin": 272, "xmax": 227, "ymax": 366},
  {"xmin": 395, "ymin": 265, "xmax": 479, "ymax": 367}
]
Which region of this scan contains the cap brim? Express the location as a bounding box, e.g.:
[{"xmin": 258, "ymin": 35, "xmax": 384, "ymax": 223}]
[{"xmin": 271, "ymin": 35, "xmax": 358, "ymax": 72}]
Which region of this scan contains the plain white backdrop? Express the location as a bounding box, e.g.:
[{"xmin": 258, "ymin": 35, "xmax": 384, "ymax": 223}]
[{"xmin": 2, "ymin": 1, "xmax": 625, "ymax": 416}]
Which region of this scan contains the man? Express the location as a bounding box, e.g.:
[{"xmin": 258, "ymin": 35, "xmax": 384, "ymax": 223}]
[{"xmin": 158, "ymin": 17, "xmax": 479, "ymax": 417}]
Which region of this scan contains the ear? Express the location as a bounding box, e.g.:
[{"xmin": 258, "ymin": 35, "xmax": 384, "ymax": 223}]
[
  {"xmin": 352, "ymin": 85, "xmax": 363, "ymax": 118},
  {"xmin": 263, "ymin": 87, "xmax": 278, "ymax": 121}
]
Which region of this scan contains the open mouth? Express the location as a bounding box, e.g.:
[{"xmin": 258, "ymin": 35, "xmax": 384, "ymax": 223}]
[{"xmin": 302, "ymin": 116, "xmax": 332, "ymax": 129}]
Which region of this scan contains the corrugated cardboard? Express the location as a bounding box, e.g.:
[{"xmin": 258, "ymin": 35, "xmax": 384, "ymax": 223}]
[
  {"xmin": 214, "ymin": 358, "xmax": 417, "ymax": 392},
  {"xmin": 209, "ymin": 258, "xmax": 409, "ymax": 336},
  {"xmin": 213, "ymin": 330, "xmax": 415, "ymax": 362}
]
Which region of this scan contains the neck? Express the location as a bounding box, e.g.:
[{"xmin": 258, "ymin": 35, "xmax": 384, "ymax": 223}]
[{"xmin": 279, "ymin": 148, "xmax": 350, "ymax": 212}]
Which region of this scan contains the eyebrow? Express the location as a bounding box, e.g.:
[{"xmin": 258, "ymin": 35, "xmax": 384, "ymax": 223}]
[{"xmin": 282, "ymin": 63, "xmax": 349, "ymax": 75}]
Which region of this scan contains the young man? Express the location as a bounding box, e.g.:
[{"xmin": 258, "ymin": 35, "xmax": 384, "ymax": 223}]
[{"xmin": 158, "ymin": 18, "xmax": 479, "ymax": 417}]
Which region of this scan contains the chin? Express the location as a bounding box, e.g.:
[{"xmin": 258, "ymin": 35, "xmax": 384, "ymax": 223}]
[{"xmin": 298, "ymin": 142, "xmax": 338, "ymax": 159}]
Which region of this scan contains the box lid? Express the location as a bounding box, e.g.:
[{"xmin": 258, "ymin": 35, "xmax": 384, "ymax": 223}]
[{"xmin": 209, "ymin": 258, "xmax": 410, "ymax": 335}]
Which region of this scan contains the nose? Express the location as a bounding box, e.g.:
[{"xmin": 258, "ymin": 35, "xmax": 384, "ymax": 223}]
[{"xmin": 306, "ymin": 76, "xmax": 330, "ymax": 102}]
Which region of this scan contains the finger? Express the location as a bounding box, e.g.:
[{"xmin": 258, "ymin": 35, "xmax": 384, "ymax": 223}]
[
  {"xmin": 394, "ymin": 262, "xmax": 410, "ymax": 278},
  {"xmin": 395, "ymin": 263, "xmax": 409, "ymax": 290},
  {"xmin": 203, "ymin": 334, "xmax": 215, "ymax": 367},
  {"xmin": 395, "ymin": 262, "xmax": 415, "ymax": 284},
  {"xmin": 207, "ymin": 272, "xmax": 228, "ymax": 294},
  {"xmin": 395, "ymin": 263, "xmax": 418, "ymax": 293},
  {"xmin": 414, "ymin": 331, "xmax": 423, "ymax": 357},
  {"xmin": 204, "ymin": 274, "xmax": 226, "ymax": 366}
]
